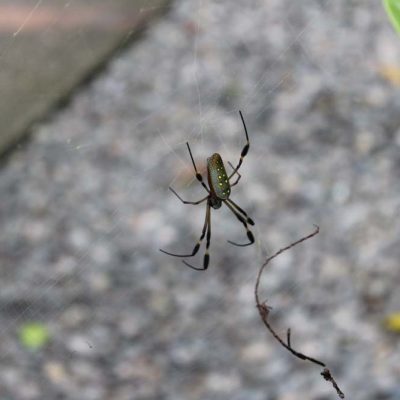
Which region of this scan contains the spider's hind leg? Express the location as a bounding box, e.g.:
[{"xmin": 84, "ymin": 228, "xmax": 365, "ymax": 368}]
[
  {"xmin": 186, "ymin": 142, "xmax": 210, "ymax": 193},
  {"xmin": 227, "ymin": 161, "xmax": 241, "ymax": 187},
  {"xmin": 228, "ymin": 110, "xmax": 250, "ymax": 179}
]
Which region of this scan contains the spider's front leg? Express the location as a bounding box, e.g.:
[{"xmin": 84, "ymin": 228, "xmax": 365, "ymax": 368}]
[
  {"xmin": 223, "ymin": 200, "xmax": 255, "ymax": 247},
  {"xmin": 160, "ymin": 199, "xmax": 209, "ymax": 258},
  {"xmin": 227, "ymin": 198, "xmax": 254, "ymax": 226},
  {"xmin": 160, "ymin": 200, "xmax": 213, "ymax": 271},
  {"xmin": 182, "ymin": 201, "xmax": 212, "ymax": 271}
]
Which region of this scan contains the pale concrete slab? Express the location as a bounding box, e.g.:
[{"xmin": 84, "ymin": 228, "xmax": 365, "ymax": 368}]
[{"xmin": 0, "ymin": 0, "xmax": 169, "ymax": 155}]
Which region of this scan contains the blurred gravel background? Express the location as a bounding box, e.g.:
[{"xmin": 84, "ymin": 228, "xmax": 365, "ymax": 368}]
[{"xmin": 0, "ymin": 0, "xmax": 400, "ymax": 399}]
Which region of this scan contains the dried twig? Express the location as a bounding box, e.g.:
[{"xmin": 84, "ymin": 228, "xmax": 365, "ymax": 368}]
[{"xmin": 254, "ymin": 225, "xmax": 345, "ymax": 399}]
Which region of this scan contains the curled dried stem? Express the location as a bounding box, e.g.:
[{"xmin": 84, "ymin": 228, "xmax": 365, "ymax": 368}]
[{"xmin": 254, "ymin": 225, "xmax": 345, "ymax": 399}]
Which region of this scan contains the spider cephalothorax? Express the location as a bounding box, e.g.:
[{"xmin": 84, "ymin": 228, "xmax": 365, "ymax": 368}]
[{"xmin": 160, "ymin": 111, "xmax": 254, "ymax": 270}]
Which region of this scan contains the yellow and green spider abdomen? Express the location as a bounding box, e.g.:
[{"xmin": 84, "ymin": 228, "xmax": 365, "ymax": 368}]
[{"xmin": 207, "ymin": 153, "xmax": 231, "ymax": 200}]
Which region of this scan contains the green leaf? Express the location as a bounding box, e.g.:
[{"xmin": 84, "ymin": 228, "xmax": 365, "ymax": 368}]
[
  {"xmin": 383, "ymin": 0, "xmax": 400, "ymax": 34},
  {"xmin": 384, "ymin": 312, "xmax": 400, "ymax": 333},
  {"xmin": 19, "ymin": 322, "xmax": 50, "ymax": 350}
]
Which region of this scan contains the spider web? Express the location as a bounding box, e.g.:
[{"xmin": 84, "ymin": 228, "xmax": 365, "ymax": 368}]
[{"xmin": 0, "ymin": 0, "xmax": 399, "ymax": 399}]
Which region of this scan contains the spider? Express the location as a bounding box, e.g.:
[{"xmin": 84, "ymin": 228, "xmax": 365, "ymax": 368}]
[{"xmin": 160, "ymin": 110, "xmax": 255, "ymax": 271}]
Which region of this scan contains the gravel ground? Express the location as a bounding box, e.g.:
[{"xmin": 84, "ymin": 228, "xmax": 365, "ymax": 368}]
[{"xmin": 0, "ymin": 0, "xmax": 400, "ymax": 399}]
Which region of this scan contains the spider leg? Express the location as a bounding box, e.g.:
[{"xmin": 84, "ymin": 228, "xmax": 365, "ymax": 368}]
[
  {"xmin": 227, "ymin": 161, "xmax": 241, "ymax": 187},
  {"xmin": 228, "ymin": 110, "xmax": 250, "ymax": 179},
  {"xmin": 226, "ymin": 198, "xmax": 254, "ymax": 225},
  {"xmin": 159, "ymin": 200, "xmax": 209, "ymax": 258},
  {"xmin": 186, "ymin": 142, "xmax": 210, "ymax": 193},
  {"xmin": 182, "ymin": 201, "xmax": 212, "ymax": 271},
  {"xmin": 223, "ymin": 200, "xmax": 254, "ymax": 247},
  {"xmin": 169, "ymin": 187, "xmax": 209, "ymax": 205}
]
